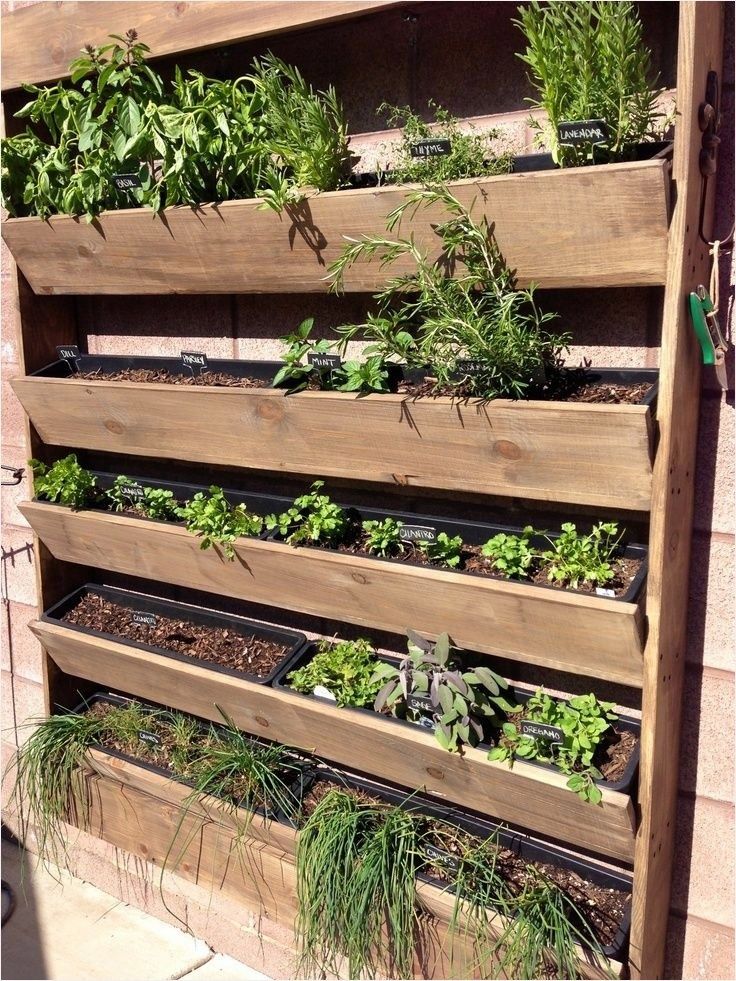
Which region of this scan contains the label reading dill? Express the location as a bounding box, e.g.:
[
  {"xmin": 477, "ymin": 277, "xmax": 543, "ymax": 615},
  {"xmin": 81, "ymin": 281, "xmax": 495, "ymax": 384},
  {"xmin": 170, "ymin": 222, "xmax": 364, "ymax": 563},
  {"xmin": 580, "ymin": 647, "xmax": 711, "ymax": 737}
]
[
  {"xmin": 557, "ymin": 119, "xmax": 609, "ymax": 146},
  {"xmin": 138, "ymin": 730, "xmax": 161, "ymax": 747},
  {"xmin": 112, "ymin": 173, "xmax": 142, "ymax": 191},
  {"xmin": 307, "ymin": 353, "xmax": 342, "ymax": 371},
  {"xmin": 56, "ymin": 345, "xmax": 80, "ymax": 365},
  {"xmin": 520, "ymin": 721, "xmax": 564, "ymax": 744},
  {"xmin": 131, "ymin": 611, "xmax": 157, "ymax": 628},
  {"xmin": 399, "ymin": 525, "xmax": 437, "ymax": 544},
  {"xmin": 180, "ymin": 351, "xmax": 209, "ymax": 374},
  {"xmin": 410, "ymin": 139, "xmax": 452, "ymax": 158},
  {"xmin": 425, "ymin": 844, "xmax": 461, "ymax": 872}
]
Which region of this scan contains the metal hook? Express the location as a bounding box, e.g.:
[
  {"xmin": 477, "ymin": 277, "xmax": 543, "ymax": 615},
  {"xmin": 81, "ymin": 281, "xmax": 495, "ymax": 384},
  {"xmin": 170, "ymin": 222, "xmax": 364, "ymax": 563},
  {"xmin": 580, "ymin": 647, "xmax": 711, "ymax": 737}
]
[{"xmin": 1, "ymin": 465, "xmax": 24, "ymax": 487}]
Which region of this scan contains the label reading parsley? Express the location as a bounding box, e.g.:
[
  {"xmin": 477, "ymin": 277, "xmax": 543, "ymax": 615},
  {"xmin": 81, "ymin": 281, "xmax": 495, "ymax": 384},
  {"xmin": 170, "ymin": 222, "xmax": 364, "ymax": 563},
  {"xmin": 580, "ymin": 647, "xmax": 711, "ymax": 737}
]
[
  {"xmin": 399, "ymin": 525, "xmax": 437, "ymax": 544},
  {"xmin": 425, "ymin": 844, "xmax": 461, "ymax": 872},
  {"xmin": 180, "ymin": 351, "xmax": 209, "ymax": 375},
  {"xmin": 56, "ymin": 345, "xmax": 80, "ymax": 366},
  {"xmin": 138, "ymin": 729, "xmax": 161, "ymax": 747},
  {"xmin": 112, "ymin": 173, "xmax": 142, "ymax": 191},
  {"xmin": 307, "ymin": 353, "xmax": 342, "ymax": 371},
  {"xmin": 557, "ymin": 119, "xmax": 609, "ymax": 146},
  {"xmin": 131, "ymin": 611, "xmax": 157, "ymax": 628},
  {"xmin": 520, "ymin": 721, "xmax": 564, "ymax": 744},
  {"xmin": 410, "ymin": 138, "xmax": 452, "ymax": 158}
]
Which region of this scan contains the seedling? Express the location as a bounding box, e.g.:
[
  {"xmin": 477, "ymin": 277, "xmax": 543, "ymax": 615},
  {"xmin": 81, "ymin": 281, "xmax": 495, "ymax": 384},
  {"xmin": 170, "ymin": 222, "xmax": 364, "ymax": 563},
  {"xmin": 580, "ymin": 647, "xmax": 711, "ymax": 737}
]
[
  {"xmin": 106, "ymin": 476, "xmax": 178, "ymax": 521},
  {"xmin": 287, "ymin": 638, "xmax": 383, "ymax": 708},
  {"xmin": 542, "ymin": 521, "xmax": 622, "ymax": 589},
  {"xmin": 419, "ymin": 531, "xmax": 463, "ymax": 569},
  {"xmin": 481, "ymin": 525, "xmax": 536, "ymax": 579},
  {"xmin": 177, "ymin": 486, "xmax": 264, "ymax": 558},
  {"xmin": 266, "ymin": 481, "xmax": 353, "ymax": 547},
  {"xmin": 30, "ymin": 455, "xmax": 97, "ymax": 509},
  {"xmin": 361, "ymin": 517, "xmax": 405, "ymax": 558}
]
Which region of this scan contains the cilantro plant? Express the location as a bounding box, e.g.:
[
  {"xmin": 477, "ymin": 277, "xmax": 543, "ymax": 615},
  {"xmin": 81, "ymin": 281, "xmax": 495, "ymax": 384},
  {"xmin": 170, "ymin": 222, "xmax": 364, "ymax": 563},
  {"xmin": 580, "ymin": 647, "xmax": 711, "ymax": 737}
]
[
  {"xmin": 30, "ymin": 455, "xmax": 97, "ymax": 509},
  {"xmin": 373, "ymin": 631, "xmax": 517, "ymax": 752},
  {"xmin": 419, "ymin": 532, "xmax": 463, "ymax": 569},
  {"xmin": 481, "ymin": 525, "xmax": 536, "ymax": 579},
  {"xmin": 488, "ymin": 689, "xmax": 618, "ymax": 804},
  {"xmin": 106, "ymin": 476, "xmax": 178, "ymax": 521},
  {"xmin": 542, "ymin": 521, "xmax": 622, "ymax": 590},
  {"xmin": 379, "ymin": 101, "xmax": 511, "ymax": 184},
  {"xmin": 361, "ymin": 518, "xmax": 405, "ymax": 558},
  {"xmin": 266, "ymin": 481, "xmax": 353, "ymax": 547},
  {"xmin": 177, "ymin": 487, "xmax": 263, "ymax": 559},
  {"xmin": 287, "ymin": 638, "xmax": 383, "ymax": 708}
]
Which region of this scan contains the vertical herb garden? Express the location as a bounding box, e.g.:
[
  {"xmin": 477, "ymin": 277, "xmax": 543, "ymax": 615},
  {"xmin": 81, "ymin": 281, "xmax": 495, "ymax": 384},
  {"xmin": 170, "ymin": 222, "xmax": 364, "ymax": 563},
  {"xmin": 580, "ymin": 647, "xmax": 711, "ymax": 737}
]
[{"xmin": 2, "ymin": 1, "xmax": 721, "ymax": 979}]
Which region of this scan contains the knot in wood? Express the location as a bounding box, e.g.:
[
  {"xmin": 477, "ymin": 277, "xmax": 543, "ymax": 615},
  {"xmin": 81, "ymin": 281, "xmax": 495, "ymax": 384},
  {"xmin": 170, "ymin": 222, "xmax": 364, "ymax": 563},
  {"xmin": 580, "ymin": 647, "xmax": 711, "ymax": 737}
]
[
  {"xmin": 255, "ymin": 399, "xmax": 285, "ymax": 422},
  {"xmin": 77, "ymin": 244, "xmax": 94, "ymax": 258},
  {"xmin": 493, "ymin": 439, "xmax": 522, "ymax": 460},
  {"xmin": 425, "ymin": 766, "xmax": 444, "ymax": 780},
  {"xmin": 255, "ymin": 715, "xmax": 270, "ymax": 728},
  {"xmin": 104, "ymin": 419, "xmax": 125, "ymax": 435},
  {"xmin": 351, "ymin": 571, "xmax": 368, "ymax": 585}
]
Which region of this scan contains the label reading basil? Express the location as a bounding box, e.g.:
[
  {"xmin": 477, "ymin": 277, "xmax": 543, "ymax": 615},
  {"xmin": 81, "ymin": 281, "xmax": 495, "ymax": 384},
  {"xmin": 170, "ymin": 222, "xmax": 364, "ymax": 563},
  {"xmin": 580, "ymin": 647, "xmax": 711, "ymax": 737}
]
[
  {"xmin": 455, "ymin": 359, "xmax": 485, "ymax": 376},
  {"xmin": 407, "ymin": 694, "xmax": 434, "ymax": 713},
  {"xmin": 56, "ymin": 345, "xmax": 80, "ymax": 364},
  {"xmin": 410, "ymin": 139, "xmax": 452, "ymax": 158},
  {"xmin": 425, "ymin": 844, "xmax": 461, "ymax": 872},
  {"xmin": 399, "ymin": 525, "xmax": 437, "ymax": 544},
  {"xmin": 557, "ymin": 119, "xmax": 609, "ymax": 146},
  {"xmin": 180, "ymin": 351, "xmax": 209, "ymax": 374},
  {"xmin": 112, "ymin": 173, "xmax": 142, "ymax": 191},
  {"xmin": 520, "ymin": 721, "xmax": 564, "ymax": 744},
  {"xmin": 307, "ymin": 353, "xmax": 342, "ymax": 371},
  {"xmin": 131, "ymin": 611, "xmax": 157, "ymax": 628},
  {"xmin": 138, "ymin": 729, "xmax": 161, "ymax": 747}
]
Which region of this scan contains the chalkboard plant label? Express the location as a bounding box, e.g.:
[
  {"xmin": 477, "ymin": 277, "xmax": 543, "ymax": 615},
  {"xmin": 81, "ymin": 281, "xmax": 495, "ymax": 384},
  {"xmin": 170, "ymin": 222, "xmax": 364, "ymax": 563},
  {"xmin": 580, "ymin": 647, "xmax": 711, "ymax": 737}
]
[
  {"xmin": 407, "ymin": 694, "xmax": 434, "ymax": 713},
  {"xmin": 557, "ymin": 119, "xmax": 610, "ymax": 146},
  {"xmin": 131, "ymin": 610, "xmax": 158, "ymax": 628},
  {"xmin": 180, "ymin": 351, "xmax": 209, "ymax": 374},
  {"xmin": 138, "ymin": 729, "xmax": 161, "ymax": 747},
  {"xmin": 399, "ymin": 525, "xmax": 437, "ymax": 544},
  {"xmin": 112, "ymin": 173, "xmax": 143, "ymax": 191},
  {"xmin": 56, "ymin": 344, "xmax": 80, "ymax": 366},
  {"xmin": 410, "ymin": 138, "xmax": 452, "ymax": 158},
  {"xmin": 118, "ymin": 480, "xmax": 145, "ymax": 504},
  {"xmin": 307, "ymin": 353, "xmax": 342, "ymax": 371},
  {"xmin": 425, "ymin": 844, "xmax": 461, "ymax": 873},
  {"xmin": 520, "ymin": 720, "xmax": 565, "ymax": 744},
  {"xmin": 455, "ymin": 359, "xmax": 486, "ymax": 376}
]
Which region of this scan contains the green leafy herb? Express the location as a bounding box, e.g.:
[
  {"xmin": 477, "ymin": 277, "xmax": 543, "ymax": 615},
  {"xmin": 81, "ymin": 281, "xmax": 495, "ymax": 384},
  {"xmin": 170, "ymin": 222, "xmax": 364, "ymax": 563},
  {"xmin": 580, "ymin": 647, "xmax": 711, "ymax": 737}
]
[
  {"xmin": 361, "ymin": 517, "xmax": 405, "ymax": 558},
  {"xmin": 106, "ymin": 476, "xmax": 178, "ymax": 520},
  {"xmin": 481, "ymin": 525, "xmax": 536, "ymax": 579},
  {"xmin": 30, "ymin": 455, "xmax": 97, "ymax": 509},
  {"xmin": 177, "ymin": 486, "xmax": 263, "ymax": 558},
  {"xmin": 266, "ymin": 480, "xmax": 352, "ymax": 547},
  {"xmin": 542, "ymin": 521, "xmax": 622, "ymax": 589},
  {"xmin": 419, "ymin": 531, "xmax": 463, "ymax": 569},
  {"xmin": 287, "ymin": 638, "xmax": 383, "ymax": 708}
]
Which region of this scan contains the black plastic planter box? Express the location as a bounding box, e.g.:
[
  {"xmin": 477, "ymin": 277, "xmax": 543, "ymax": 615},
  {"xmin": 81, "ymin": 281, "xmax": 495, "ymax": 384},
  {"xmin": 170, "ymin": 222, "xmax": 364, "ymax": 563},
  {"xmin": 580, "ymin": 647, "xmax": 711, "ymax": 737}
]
[
  {"xmin": 43, "ymin": 583, "xmax": 308, "ymax": 686},
  {"xmin": 296, "ymin": 767, "xmax": 632, "ymax": 961},
  {"xmin": 512, "ymin": 140, "xmax": 673, "ymax": 173},
  {"xmin": 272, "ymin": 644, "xmax": 641, "ymax": 795}
]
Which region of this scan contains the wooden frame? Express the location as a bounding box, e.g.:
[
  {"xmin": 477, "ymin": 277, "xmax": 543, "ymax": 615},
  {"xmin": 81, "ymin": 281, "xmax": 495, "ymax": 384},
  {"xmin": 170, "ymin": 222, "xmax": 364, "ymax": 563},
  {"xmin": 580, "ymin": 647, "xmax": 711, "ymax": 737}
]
[
  {"xmin": 1, "ymin": 161, "xmax": 671, "ymax": 295},
  {"xmin": 20, "ymin": 503, "xmax": 646, "ymax": 687},
  {"xmin": 34, "ymin": 619, "xmax": 637, "ymax": 861},
  {"xmin": 11, "ymin": 373, "xmax": 656, "ymax": 510}
]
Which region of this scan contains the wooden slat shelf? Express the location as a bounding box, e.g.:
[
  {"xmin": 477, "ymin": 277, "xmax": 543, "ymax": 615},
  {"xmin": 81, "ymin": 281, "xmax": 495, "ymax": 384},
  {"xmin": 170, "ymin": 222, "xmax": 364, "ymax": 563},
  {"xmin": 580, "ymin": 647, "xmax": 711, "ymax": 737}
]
[
  {"xmin": 75, "ymin": 750, "xmax": 624, "ymax": 980},
  {"xmin": 11, "ymin": 373, "xmax": 656, "ymax": 510},
  {"xmin": 35, "ymin": 620, "xmax": 637, "ymax": 861},
  {"xmin": 20, "ymin": 503, "xmax": 647, "ymax": 687},
  {"xmin": 0, "ymin": 1, "xmax": 406, "ymax": 92},
  {"xmin": 0, "ymin": 160, "xmax": 672, "ymax": 295}
]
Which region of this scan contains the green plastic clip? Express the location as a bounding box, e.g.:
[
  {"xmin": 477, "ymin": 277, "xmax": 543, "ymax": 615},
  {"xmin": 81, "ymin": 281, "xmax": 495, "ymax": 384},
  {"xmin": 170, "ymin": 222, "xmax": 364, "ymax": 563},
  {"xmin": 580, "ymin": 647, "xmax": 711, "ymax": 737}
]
[{"xmin": 689, "ymin": 286, "xmax": 728, "ymax": 388}]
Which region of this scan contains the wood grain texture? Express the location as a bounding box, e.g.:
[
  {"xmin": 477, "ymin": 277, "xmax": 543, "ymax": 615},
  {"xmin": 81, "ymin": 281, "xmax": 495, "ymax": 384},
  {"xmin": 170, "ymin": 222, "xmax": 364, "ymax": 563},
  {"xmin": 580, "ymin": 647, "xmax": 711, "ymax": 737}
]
[
  {"xmin": 11, "ymin": 375, "xmax": 655, "ymax": 509},
  {"xmin": 75, "ymin": 755, "xmax": 623, "ymax": 979},
  {"xmin": 629, "ymin": 4, "xmax": 725, "ymax": 979},
  {"xmin": 34, "ymin": 622, "xmax": 636, "ymax": 862},
  {"xmin": 21, "ymin": 503, "xmax": 646, "ymax": 686},
  {"xmin": 1, "ymin": 1, "xmax": 404, "ymax": 91},
  {"xmin": 1, "ymin": 161, "xmax": 671, "ymax": 294}
]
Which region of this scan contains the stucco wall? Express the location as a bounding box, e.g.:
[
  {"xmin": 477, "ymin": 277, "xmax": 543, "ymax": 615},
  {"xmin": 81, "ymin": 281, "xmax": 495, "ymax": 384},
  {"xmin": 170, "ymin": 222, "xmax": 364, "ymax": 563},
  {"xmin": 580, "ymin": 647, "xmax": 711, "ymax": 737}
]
[{"xmin": 1, "ymin": 3, "xmax": 734, "ymax": 978}]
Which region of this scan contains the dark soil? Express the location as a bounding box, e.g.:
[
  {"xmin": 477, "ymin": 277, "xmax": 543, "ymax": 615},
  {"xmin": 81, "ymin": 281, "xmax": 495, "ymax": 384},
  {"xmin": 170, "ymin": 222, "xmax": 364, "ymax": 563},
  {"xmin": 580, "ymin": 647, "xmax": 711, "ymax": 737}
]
[
  {"xmin": 63, "ymin": 592, "xmax": 291, "ymax": 677},
  {"xmin": 76, "ymin": 367, "xmax": 271, "ymax": 388},
  {"xmin": 396, "ymin": 373, "xmax": 651, "ymax": 405},
  {"xmin": 299, "ymin": 777, "xmax": 384, "ymax": 821}
]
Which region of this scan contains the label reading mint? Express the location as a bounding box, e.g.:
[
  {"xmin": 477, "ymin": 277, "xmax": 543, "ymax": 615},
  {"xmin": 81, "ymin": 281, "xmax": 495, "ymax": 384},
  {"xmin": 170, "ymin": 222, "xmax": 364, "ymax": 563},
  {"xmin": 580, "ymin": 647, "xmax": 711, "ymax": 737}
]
[
  {"xmin": 410, "ymin": 139, "xmax": 452, "ymax": 158},
  {"xmin": 407, "ymin": 694, "xmax": 434, "ymax": 713},
  {"xmin": 557, "ymin": 119, "xmax": 609, "ymax": 146},
  {"xmin": 112, "ymin": 173, "xmax": 142, "ymax": 191},
  {"xmin": 520, "ymin": 721, "xmax": 564, "ymax": 744},
  {"xmin": 138, "ymin": 729, "xmax": 161, "ymax": 747},
  {"xmin": 425, "ymin": 844, "xmax": 461, "ymax": 872},
  {"xmin": 180, "ymin": 351, "xmax": 209, "ymax": 375},
  {"xmin": 399, "ymin": 525, "xmax": 437, "ymax": 544},
  {"xmin": 56, "ymin": 345, "xmax": 80, "ymax": 366},
  {"xmin": 131, "ymin": 611, "xmax": 157, "ymax": 628},
  {"xmin": 308, "ymin": 353, "xmax": 342, "ymax": 371}
]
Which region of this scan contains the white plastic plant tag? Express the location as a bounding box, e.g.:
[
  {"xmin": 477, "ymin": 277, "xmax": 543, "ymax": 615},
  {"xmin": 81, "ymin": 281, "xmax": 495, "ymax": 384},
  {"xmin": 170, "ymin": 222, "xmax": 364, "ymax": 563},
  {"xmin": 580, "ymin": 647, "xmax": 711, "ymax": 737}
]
[
  {"xmin": 313, "ymin": 685, "xmax": 337, "ymax": 702},
  {"xmin": 595, "ymin": 587, "xmax": 616, "ymax": 597}
]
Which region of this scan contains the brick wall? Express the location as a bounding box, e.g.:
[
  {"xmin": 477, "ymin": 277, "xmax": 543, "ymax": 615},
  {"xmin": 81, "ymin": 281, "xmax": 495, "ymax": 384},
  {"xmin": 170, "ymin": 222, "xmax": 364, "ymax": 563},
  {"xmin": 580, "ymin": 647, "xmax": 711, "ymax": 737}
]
[{"xmin": 1, "ymin": 3, "xmax": 733, "ymax": 977}]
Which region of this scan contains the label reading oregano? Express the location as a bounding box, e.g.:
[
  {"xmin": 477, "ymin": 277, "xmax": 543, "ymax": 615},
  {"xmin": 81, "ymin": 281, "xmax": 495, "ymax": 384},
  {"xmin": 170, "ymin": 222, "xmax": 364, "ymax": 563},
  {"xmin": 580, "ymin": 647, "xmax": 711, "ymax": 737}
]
[
  {"xmin": 112, "ymin": 173, "xmax": 142, "ymax": 191},
  {"xmin": 557, "ymin": 119, "xmax": 609, "ymax": 146},
  {"xmin": 425, "ymin": 844, "xmax": 461, "ymax": 872},
  {"xmin": 307, "ymin": 353, "xmax": 342, "ymax": 371},
  {"xmin": 520, "ymin": 721, "xmax": 564, "ymax": 744},
  {"xmin": 131, "ymin": 611, "xmax": 157, "ymax": 628},
  {"xmin": 180, "ymin": 351, "xmax": 209, "ymax": 374},
  {"xmin": 138, "ymin": 729, "xmax": 161, "ymax": 747},
  {"xmin": 410, "ymin": 139, "xmax": 452, "ymax": 158},
  {"xmin": 399, "ymin": 525, "xmax": 437, "ymax": 544}
]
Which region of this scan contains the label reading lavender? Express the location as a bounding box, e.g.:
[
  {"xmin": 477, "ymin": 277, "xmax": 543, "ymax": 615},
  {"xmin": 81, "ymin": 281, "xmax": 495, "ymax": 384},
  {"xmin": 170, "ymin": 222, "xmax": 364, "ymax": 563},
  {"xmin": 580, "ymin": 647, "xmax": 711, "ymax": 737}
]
[
  {"xmin": 410, "ymin": 138, "xmax": 452, "ymax": 158},
  {"xmin": 180, "ymin": 351, "xmax": 209, "ymax": 374},
  {"xmin": 425, "ymin": 844, "xmax": 461, "ymax": 872},
  {"xmin": 112, "ymin": 173, "xmax": 142, "ymax": 191},
  {"xmin": 138, "ymin": 729, "xmax": 161, "ymax": 747},
  {"xmin": 520, "ymin": 721, "xmax": 564, "ymax": 744},
  {"xmin": 557, "ymin": 119, "xmax": 609, "ymax": 146},
  {"xmin": 398, "ymin": 525, "xmax": 437, "ymax": 544},
  {"xmin": 131, "ymin": 611, "xmax": 157, "ymax": 628},
  {"xmin": 307, "ymin": 353, "xmax": 342, "ymax": 371},
  {"xmin": 56, "ymin": 344, "xmax": 80, "ymax": 364}
]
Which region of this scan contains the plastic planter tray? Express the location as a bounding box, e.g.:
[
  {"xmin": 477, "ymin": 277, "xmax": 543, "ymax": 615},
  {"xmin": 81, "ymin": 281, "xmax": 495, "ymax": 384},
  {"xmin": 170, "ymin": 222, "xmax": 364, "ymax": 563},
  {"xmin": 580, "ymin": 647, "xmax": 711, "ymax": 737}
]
[
  {"xmin": 295, "ymin": 766, "xmax": 632, "ymax": 961},
  {"xmin": 512, "ymin": 140, "xmax": 673, "ymax": 174},
  {"xmin": 43, "ymin": 584, "xmax": 308, "ymax": 686},
  {"xmin": 272, "ymin": 644, "xmax": 641, "ymax": 796}
]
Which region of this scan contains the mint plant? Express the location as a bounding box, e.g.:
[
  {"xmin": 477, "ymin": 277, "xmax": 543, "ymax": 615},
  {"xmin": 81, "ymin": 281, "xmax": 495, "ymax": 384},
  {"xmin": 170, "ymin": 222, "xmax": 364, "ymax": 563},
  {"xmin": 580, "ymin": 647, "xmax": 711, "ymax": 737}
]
[
  {"xmin": 542, "ymin": 521, "xmax": 621, "ymax": 590},
  {"xmin": 419, "ymin": 532, "xmax": 463, "ymax": 569},
  {"xmin": 361, "ymin": 518, "xmax": 405, "ymax": 558},
  {"xmin": 266, "ymin": 481, "xmax": 353, "ymax": 547},
  {"xmin": 373, "ymin": 631, "xmax": 517, "ymax": 752},
  {"xmin": 177, "ymin": 487, "xmax": 263, "ymax": 559},
  {"xmin": 273, "ymin": 319, "xmax": 390, "ymax": 394},
  {"xmin": 481, "ymin": 525, "xmax": 536, "ymax": 579},
  {"xmin": 30, "ymin": 455, "xmax": 97, "ymax": 509},
  {"xmin": 335, "ymin": 357, "xmax": 390, "ymax": 394},
  {"xmin": 287, "ymin": 638, "xmax": 383, "ymax": 708}
]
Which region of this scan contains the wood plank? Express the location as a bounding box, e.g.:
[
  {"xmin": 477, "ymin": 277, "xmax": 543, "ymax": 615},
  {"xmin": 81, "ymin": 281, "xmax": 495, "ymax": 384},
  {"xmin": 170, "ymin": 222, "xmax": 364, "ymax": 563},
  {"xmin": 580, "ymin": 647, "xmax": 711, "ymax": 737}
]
[
  {"xmin": 11, "ymin": 375, "xmax": 654, "ymax": 509},
  {"xmin": 629, "ymin": 4, "xmax": 725, "ymax": 979},
  {"xmin": 34, "ymin": 623, "xmax": 637, "ymax": 862},
  {"xmin": 1, "ymin": 1, "xmax": 404, "ymax": 91},
  {"xmin": 21, "ymin": 503, "xmax": 646, "ymax": 686},
  {"xmin": 1, "ymin": 161, "xmax": 671, "ymax": 294}
]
